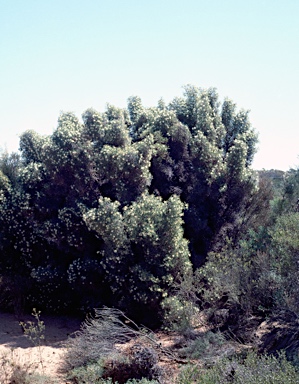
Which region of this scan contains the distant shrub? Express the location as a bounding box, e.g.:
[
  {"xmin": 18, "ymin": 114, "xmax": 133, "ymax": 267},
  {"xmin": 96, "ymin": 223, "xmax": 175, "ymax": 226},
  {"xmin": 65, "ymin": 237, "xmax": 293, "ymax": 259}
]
[
  {"xmin": 197, "ymin": 213, "xmax": 299, "ymax": 322},
  {"xmin": 195, "ymin": 228, "xmax": 284, "ymax": 318}
]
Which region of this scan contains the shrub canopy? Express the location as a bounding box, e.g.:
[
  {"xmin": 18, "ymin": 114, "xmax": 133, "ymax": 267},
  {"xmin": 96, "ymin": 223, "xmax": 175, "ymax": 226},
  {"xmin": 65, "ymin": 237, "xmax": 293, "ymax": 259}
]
[{"xmin": 0, "ymin": 86, "xmax": 259, "ymax": 320}]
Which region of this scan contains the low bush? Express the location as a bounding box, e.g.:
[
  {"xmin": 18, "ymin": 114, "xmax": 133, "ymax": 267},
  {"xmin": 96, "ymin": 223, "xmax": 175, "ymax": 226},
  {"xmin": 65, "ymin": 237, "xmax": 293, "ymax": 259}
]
[
  {"xmin": 66, "ymin": 360, "xmax": 105, "ymax": 384},
  {"xmin": 67, "ymin": 346, "xmax": 162, "ymax": 384},
  {"xmin": 178, "ymin": 331, "xmax": 225, "ymax": 360},
  {"xmin": 101, "ymin": 345, "xmax": 162, "ymax": 384},
  {"xmin": 64, "ymin": 308, "xmax": 164, "ymax": 384},
  {"xmin": 184, "ymin": 350, "xmax": 299, "ymax": 384},
  {"xmin": 176, "ymin": 364, "xmax": 201, "ymax": 384},
  {"xmin": 63, "ymin": 308, "xmax": 137, "ymax": 371}
]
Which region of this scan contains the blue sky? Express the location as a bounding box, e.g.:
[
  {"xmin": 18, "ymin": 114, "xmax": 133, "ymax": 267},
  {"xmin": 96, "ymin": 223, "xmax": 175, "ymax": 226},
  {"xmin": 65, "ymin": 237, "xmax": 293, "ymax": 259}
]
[{"xmin": 0, "ymin": 0, "xmax": 298, "ymax": 170}]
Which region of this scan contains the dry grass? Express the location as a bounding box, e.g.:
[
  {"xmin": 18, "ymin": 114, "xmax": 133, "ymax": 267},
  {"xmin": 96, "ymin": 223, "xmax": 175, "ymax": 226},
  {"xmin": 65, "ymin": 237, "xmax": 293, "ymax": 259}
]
[{"xmin": 0, "ymin": 347, "xmax": 58, "ymax": 384}]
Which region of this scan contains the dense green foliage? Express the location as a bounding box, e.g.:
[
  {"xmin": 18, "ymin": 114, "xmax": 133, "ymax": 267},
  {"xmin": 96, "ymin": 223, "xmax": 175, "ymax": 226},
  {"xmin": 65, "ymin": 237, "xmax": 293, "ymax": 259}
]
[{"xmin": 0, "ymin": 85, "xmax": 263, "ymax": 322}]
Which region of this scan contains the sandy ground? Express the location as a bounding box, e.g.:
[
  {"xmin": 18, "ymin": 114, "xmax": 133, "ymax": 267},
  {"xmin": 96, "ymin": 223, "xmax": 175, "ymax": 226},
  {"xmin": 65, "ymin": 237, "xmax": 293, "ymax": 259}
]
[
  {"xmin": 0, "ymin": 310, "xmax": 227, "ymax": 383},
  {"xmin": 0, "ymin": 312, "xmax": 82, "ymax": 383},
  {"xmin": 0, "ymin": 311, "xmax": 185, "ymax": 383}
]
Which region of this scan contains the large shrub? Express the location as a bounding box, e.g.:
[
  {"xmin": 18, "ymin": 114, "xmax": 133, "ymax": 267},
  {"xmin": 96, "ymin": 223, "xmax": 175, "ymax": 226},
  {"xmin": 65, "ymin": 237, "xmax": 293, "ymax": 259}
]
[{"xmin": 0, "ymin": 86, "xmax": 260, "ymax": 319}]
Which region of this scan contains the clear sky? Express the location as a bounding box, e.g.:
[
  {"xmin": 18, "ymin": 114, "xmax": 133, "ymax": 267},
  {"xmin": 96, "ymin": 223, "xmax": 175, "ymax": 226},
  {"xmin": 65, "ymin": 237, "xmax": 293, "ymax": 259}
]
[{"xmin": 0, "ymin": 0, "xmax": 298, "ymax": 170}]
